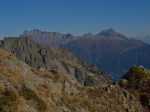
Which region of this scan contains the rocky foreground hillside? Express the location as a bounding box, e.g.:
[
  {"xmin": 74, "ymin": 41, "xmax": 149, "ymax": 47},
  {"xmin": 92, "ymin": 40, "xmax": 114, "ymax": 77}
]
[
  {"xmin": 0, "ymin": 48, "xmax": 146, "ymax": 112},
  {"xmin": 120, "ymin": 65, "xmax": 150, "ymax": 111},
  {"xmin": 0, "ymin": 37, "xmax": 112, "ymax": 86}
]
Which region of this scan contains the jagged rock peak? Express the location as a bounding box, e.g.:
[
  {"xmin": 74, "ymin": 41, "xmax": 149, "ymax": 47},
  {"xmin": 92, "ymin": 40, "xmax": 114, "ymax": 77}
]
[
  {"xmin": 21, "ymin": 29, "xmax": 74, "ymax": 38},
  {"xmin": 20, "ymin": 29, "xmax": 75, "ymax": 48}
]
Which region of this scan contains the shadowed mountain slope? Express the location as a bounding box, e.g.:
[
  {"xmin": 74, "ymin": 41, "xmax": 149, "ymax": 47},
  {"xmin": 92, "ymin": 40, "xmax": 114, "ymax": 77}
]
[{"xmin": 61, "ymin": 29, "xmax": 150, "ymax": 80}]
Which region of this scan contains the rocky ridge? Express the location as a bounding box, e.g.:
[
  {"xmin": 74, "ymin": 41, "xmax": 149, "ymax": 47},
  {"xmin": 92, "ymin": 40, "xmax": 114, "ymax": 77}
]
[{"xmin": 0, "ymin": 37, "xmax": 111, "ymax": 86}]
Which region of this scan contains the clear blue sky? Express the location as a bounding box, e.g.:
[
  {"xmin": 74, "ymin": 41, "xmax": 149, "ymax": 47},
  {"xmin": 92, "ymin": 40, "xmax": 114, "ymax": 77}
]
[{"xmin": 0, "ymin": 0, "xmax": 150, "ymax": 38}]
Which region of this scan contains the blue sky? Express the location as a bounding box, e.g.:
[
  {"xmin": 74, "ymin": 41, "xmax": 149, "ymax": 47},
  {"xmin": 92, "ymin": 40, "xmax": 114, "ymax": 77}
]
[{"xmin": 0, "ymin": 0, "xmax": 150, "ymax": 38}]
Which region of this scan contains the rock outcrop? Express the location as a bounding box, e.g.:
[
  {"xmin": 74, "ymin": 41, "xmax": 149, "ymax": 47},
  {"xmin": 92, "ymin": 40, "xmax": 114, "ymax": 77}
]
[
  {"xmin": 119, "ymin": 65, "xmax": 150, "ymax": 111},
  {"xmin": 0, "ymin": 37, "xmax": 112, "ymax": 86}
]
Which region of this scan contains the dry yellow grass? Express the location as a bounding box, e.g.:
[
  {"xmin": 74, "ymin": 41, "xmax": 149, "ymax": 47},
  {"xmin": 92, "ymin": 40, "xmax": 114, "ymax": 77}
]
[{"xmin": 0, "ymin": 48, "xmax": 13, "ymax": 60}]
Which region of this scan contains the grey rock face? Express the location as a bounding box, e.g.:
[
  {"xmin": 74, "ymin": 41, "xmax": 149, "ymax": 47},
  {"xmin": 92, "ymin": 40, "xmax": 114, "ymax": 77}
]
[{"xmin": 0, "ymin": 37, "xmax": 112, "ymax": 86}]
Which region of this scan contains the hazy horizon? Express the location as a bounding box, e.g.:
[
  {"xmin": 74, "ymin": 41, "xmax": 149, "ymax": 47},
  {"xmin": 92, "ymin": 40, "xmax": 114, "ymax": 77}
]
[{"xmin": 0, "ymin": 0, "xmax": 150, "ymax": 38}]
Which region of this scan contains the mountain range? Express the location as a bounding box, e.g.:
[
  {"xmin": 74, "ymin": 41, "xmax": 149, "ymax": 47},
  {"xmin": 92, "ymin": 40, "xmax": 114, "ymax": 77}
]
[
  {"xmin": 0, "ymin": 37, "xmax": 149, "ymax": 111},
  {"xmin": 21, "ymin": 28, "xmax": 150, "ymax": 80}
]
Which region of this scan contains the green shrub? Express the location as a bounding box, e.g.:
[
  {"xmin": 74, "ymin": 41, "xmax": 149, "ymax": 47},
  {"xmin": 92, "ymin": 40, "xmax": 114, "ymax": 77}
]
[{"xmin": 122, "ymin": 66, "xmax": 150, "ymax": 89}]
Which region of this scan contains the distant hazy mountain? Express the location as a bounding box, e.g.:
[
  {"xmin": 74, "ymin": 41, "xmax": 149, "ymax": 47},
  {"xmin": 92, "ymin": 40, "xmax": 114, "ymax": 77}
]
[
  {"xmin": 21, "ymin": 28, "xmax": 150, "ymax": 80},
  {"xmin": 97, "ymin": 28, "xmax": 127, "ymax": 39},
  {"xmin": 133, "ymin": 35, "xmax": 150, "ymax": 44},
  {"xmin": 20, "ymin": 29, "xmax": 77, "ymax": 48}
]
